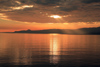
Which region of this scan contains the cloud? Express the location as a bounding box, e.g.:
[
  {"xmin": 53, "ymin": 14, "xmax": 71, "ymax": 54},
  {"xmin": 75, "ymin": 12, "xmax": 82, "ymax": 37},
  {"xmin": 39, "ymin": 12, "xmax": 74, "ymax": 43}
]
[
  {"xmin": 10, "ymin": 5, "xmax": 34, "ymax": 10},
  {"xmin": 58, "ymin": 6, "xmax": 78, "ymax": 12},
  {"xmin": 32, "ymin": 0, "xmax": 60, "ymax": 5},
  {"xmin": 0, "ymin": 0, "xmax": 100, "ymax": 23},
  {"xmin": 81, "ymin": 0, "xmax": 100, "ymax": 4}
]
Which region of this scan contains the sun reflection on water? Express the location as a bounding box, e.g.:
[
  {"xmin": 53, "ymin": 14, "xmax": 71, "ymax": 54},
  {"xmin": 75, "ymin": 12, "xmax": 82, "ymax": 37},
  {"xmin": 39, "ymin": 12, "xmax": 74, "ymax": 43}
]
[{"xmin": 50, "ymin": 34, "xmax": 60, "ymax": 64}]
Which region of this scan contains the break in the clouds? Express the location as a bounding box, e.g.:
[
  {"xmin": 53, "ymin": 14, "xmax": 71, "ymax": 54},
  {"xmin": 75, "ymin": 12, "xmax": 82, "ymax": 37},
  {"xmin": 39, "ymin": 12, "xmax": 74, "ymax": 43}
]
[{"xmin": 0, "ymin": 0, "xmax": 100, "ymax": 23}]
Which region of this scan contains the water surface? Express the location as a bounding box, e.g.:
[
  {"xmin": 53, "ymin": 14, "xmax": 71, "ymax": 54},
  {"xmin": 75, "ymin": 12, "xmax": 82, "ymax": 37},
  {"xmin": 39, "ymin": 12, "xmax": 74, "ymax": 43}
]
[{"xmin": 0, "ymin": 33, "xmax": 100, "ymax": 67}]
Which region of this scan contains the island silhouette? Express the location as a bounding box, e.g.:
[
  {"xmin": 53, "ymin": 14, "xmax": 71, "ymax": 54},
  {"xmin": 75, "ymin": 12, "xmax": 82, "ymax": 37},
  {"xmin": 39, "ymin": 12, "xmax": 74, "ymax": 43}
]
[{"xmin": 4, "ymin": 27, "xmax": 100, "ymax": 35}]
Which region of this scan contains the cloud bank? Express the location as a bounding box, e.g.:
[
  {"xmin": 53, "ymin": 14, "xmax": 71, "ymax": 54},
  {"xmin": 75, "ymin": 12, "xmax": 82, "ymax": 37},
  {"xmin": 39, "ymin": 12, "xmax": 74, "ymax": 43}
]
[{"xmin": 0, "ymin": 0, "xmax": 100, "ymax": 23}]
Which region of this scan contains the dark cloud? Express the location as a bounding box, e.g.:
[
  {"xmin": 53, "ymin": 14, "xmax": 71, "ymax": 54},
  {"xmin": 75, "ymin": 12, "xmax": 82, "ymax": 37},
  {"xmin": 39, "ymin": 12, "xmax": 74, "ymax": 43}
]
[
  {"xmin": 0, "ymin": 0, "xmax": 100, "ymax": 23},
  {"xmin": 32, "ymin": 0, "xmax": 60, "ymax": 5},
  {"xmin": 0, "ymin": 0, "xmax": 20, "ymax": 7},
  {"xmin": 59, "ymin": 6, "xmax": 78, "ymax": 12},
  {"xmin": 81, "ymin": 0, "xmax": 100, "ymax": 4}
]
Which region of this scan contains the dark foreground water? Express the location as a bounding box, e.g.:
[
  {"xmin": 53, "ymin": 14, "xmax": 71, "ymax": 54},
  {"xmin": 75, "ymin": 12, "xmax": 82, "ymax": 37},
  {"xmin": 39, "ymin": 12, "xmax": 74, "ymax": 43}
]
[{"xmin": 0, "ymin": 33, "xmax": 100, "ymax": 67}]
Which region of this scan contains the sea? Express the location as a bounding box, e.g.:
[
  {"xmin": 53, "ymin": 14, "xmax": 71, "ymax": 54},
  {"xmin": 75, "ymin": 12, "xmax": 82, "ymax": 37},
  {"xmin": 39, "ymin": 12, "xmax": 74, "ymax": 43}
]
[{"xmin": 0, "ymin": 33, "xmax": 100, "ymax": 67}]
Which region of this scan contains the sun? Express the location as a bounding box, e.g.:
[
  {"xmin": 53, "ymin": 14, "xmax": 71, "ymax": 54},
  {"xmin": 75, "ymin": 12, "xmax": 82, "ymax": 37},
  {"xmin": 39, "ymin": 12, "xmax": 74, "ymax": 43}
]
[{"xmin": 50, "ymin": 15, "xmax": 62, "ymax": 19}]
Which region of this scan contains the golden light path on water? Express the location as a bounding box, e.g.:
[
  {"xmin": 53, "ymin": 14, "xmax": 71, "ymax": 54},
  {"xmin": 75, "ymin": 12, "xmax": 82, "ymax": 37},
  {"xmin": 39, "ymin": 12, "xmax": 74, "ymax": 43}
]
[{"xmin": 50, "ymin": 34, "xmax": 60, "ymax": 64}]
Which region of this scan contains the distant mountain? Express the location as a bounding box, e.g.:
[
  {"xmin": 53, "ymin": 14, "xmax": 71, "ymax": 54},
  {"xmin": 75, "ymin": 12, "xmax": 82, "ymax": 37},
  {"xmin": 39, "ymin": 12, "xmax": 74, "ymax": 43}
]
[
  {"xmin": 13, "ymin": 27, "xmax": 100, "ymax": 34},
  {"xmin": 79, "ymin": 27, "xmax": 100, "ymax": 34},
  {"xmin": 14, "ymin": 29, "xmax": 81, "ymax": 34},
  {"xmin": 14, "ymin": 29, "xmax": 66, "ymax": 34}
]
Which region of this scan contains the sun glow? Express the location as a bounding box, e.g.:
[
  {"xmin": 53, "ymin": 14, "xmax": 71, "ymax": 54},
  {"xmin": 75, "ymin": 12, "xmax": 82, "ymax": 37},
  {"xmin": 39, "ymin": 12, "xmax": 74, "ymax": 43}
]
[{"xmin": 50, "ymin": 15, "xmax": 62, "ymax": 19}]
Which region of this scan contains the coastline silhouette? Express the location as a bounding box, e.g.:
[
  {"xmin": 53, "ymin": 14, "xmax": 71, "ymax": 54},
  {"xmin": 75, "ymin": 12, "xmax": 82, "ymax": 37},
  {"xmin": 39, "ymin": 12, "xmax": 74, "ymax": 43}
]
[{"xmin": 3, "ymin": 27, "xmax": 100, "ymax": 35}]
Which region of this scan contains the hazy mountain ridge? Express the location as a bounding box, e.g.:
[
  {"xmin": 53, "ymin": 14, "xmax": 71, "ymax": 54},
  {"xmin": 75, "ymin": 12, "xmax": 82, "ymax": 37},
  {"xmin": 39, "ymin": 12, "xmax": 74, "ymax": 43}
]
[
  {"xmin": 79, "ymin": 27, "xmax": 100, "ymax": 34},
  {"xmin": 13, "ymin": 27, "xmax": 100, "ymax": 34}
]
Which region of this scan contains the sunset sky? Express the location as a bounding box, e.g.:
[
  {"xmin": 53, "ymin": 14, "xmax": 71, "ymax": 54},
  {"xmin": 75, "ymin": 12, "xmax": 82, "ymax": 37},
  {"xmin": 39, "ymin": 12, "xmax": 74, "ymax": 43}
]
[{"xmin": 0, "ymin": 0, "xmax": 100, "ymax": 32}]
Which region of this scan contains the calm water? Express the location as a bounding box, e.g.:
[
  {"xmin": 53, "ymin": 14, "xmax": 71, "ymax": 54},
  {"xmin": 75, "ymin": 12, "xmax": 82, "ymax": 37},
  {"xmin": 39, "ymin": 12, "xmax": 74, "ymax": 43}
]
[{"xmin": 0, "ymin": 33, "xmax": 100, "ymax": 67}]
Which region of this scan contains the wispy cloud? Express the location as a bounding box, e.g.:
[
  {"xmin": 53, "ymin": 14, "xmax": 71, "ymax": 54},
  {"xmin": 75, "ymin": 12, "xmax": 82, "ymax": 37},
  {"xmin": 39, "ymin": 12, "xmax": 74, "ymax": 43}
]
[
  {"xmin": 0, "ymin": 0, "xmax": 100, "ymax": 23},
  {"xmin": 10, "ymin": 5, "xmax": 34, "ymax": 10}
]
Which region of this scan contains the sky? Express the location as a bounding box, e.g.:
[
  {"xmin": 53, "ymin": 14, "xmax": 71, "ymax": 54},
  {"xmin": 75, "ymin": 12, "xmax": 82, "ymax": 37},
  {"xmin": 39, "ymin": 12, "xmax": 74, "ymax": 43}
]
[{"xmin": 0, "ymin": 0, "xmax": 100, "ymax": 32}]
